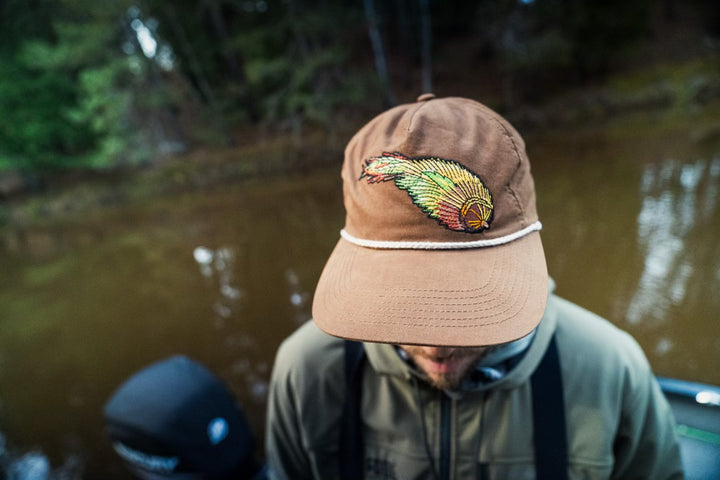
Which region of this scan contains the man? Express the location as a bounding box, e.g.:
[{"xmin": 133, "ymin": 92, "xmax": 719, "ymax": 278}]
[{"xmin": 265, "ymin": 94, "xmax": 684, "ymax": 480}]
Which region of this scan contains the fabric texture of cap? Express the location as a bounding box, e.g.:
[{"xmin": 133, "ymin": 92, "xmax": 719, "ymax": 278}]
[{"xmin": 312, "ymin": 94, "xmax": 548, "ymax": 347}]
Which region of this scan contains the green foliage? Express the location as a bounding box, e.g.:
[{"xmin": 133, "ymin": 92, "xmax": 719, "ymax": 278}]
[
  {"xmin": 71, "ymin": 63, "xmax": 140, "ymax": 167},
  {"xmin": 0, "ymin": 0, "xmax": 691, "ymax": 177},
  {"xmin": 487, "ymin": 0, "xmax": 653, "ymax": 78},
  {"xmin": 136, "ymin": 0, "xmax": 370, "ymax": 133},
  {"xmin": 502, "ymin": 29, "xmax": 573, "ymax": 71},
  {"xmin": 275, "ymin": 7, "xmax": 366, "ymax": 127},
  {"xmin": 559, "ymin": 0, "xmax": 653, "ymax": 76},
  {"xmin": 246, "ymin": 43, "xmax": 353, "ymax": 125},
  {"xmin": 0, "ymin": 0, "xmax": 93, "ymax": 171},
  {"xmin": 0, "ymin": 0, "xmax": 168, "ymax": 173},
  {"xmin": 0, "ymin": 55, "xmax": 97, "ymax": 171}
]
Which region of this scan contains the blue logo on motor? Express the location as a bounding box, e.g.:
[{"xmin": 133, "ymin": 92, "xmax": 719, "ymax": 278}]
[{"xmin": 207, "ymin": 417, "xmax": 229, "ymax": 445}]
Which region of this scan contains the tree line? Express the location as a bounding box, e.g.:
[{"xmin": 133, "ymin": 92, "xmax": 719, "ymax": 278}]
[{"xmin": 0, "ymin": 0, "xmax": 715, "ymax": 174}]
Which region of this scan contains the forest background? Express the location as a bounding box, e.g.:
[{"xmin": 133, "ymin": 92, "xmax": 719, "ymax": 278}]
[{"xmin": 1, "ymin": 0, "xmax": 719, "ymax": 220}]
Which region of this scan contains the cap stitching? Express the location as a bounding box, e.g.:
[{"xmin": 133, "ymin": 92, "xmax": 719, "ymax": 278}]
[
  {"xmin": 350, "ymin": 292, "xmax": 530, "ymax": 328},
  {"xmin": 342, "ymin": 242, "xmax": 530, "ymax": 323},
  {"xmin": 348, "ymin": 276, "xmax": 531, "ymax": 327},
  {"xmin": 406, "ymin": 99, "xmax": 432, "ymax": 133},
  {"xmin": 367, "ymin": 258, "xmax": 526, "ymax": 319},
  {"xmin": 372, "ymin": 247, "xmax": 505, "ymax": 299}
]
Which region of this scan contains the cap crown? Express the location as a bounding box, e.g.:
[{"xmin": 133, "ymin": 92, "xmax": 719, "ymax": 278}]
[{"xmin": 342, "ymin": 96, "xmax": 538, "ymax": 244}]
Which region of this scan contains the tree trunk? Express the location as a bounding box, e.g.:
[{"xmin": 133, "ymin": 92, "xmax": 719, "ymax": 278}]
[
  {"xmin": 419, "ymin": 0, "xmax": 432, "ymax": 93},
  {"xmin": 161, "ymin": 3, "xmax": 233, "ymax": 144},
  {"xmin": 364, "ymin": 0, "xmax": 396, "ymax": 107},
  {"xmin": 162, "ymin": 3, "xmax": 217, "ymax": 106},
  {"xmin": 203, "ymin": 0, "xmax": 259, "ymax": 121}
]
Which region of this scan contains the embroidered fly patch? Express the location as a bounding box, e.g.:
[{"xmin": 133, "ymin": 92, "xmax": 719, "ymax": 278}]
[{"xmin": 360, "ymin": 152, "xmax": 494, "ymax": 233}]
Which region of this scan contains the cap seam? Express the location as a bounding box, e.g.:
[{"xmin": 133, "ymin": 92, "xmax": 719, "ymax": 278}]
[
  {"xmin": 492, "ymin": 117, "xmax": 527, "ymax": 224},
  {"xmin": 406, "ymin": 99, "xmax": 433, "ymax": 133}
]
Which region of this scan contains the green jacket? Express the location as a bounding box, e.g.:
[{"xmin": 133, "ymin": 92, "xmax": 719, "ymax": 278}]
[{"xmin": 265, "ymin": 291, "xmax": 684, "ymax": 480}]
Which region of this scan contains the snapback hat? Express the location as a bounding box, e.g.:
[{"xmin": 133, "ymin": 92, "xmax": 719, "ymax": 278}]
[{"xmin": 312, "ymin": 94, "xmax": 548, "ymax": 347}]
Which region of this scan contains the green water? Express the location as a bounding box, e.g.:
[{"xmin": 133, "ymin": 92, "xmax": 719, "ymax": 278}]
[{"xmin": 0, "ymin": 121, "xmax": 718, "ymax": 477}]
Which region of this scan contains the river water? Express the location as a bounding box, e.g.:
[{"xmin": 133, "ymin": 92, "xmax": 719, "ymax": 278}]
[{"xmin": 0, "ymin": 120, "xmax": 718, "ymax": 478}]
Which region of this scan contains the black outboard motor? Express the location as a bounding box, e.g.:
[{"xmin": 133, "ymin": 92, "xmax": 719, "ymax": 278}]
[{"xmin": 103, "ymin": 355, "xmax": 264, "ymax": 480}]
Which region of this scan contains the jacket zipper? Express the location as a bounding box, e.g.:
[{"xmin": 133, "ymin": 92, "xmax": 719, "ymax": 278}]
[{"xmin": 439, "ymin": 394, "xmax": 452, "ymax": 480}]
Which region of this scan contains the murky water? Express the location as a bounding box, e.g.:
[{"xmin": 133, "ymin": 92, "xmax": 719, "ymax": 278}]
[{"xmin": 0, "ymin": 123, "xmax": 718, "ymax": 478}]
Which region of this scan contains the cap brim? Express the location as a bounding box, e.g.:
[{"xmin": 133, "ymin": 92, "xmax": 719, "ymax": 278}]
[{"xmin": 312, "ymin": 231, "xmax": 548, "ymax": 347}]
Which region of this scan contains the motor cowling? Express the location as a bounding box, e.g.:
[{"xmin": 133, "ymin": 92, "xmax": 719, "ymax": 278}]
[{"xmin": 104, "ymin": 355, "xmax": 260, "ymax": 479}]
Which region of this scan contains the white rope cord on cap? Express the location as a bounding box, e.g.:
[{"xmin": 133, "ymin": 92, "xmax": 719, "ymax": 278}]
[{"xmin": 340, "ymin": 221, "xmax": 542, "ymax": 250}]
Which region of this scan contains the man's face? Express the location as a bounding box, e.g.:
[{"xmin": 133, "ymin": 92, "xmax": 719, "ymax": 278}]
[{"xmin": 398, "ymin": 345, "xmax": 489, "ymax": 391}]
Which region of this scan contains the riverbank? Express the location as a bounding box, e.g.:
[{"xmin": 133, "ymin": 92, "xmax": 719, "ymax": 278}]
[{"xmin": 1, "ymin": 53, "xmax": 719, "ymax": 239}]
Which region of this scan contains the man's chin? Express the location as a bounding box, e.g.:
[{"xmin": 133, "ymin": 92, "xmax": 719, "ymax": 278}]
[
  {"xmin": 399, "ymin": 345, "xmax": 489, "ymax": 391},
  {"xmin": 423, "ymin": 371, "xmax": 465, "ymax": 391}
]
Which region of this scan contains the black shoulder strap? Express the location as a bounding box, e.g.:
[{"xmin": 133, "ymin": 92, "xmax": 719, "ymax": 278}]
[
  {"xmin": 340, "ymin": 336, "xmax": 568, "ymax": 480},
  {"xmin": 339, "ymin": 340, "xmax": 366, "ymax": 480},
  {"xmin": 530, "ymin": 334, "xmax": 569, "ymax": 480}
]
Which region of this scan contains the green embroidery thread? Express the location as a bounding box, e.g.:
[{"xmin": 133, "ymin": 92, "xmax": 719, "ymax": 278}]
[{"xmin": 360, "ymin": 152, "xmax": 494, "ymax": 233}]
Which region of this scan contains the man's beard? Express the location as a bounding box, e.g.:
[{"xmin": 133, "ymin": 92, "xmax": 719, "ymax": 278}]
[{"xmin": 399, "ymin": 346, "xmax": 489, "ymax": 391}]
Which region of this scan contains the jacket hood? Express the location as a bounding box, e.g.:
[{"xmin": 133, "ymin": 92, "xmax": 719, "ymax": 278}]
[{"xmin": 363, "ymin": 278, "xmax": 559, "ymax": 391}]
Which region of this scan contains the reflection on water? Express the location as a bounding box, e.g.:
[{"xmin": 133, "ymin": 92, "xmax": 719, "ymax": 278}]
[
  {"xmin": 285, "ymin": 269, "xmax": 312, "ymax": 325},
  {"xmin": 527, "ymin": 127, "xmax": 720, "ymax": 385},
  {"xmin": 0, "ymin": 433, "xmax": 83, "ymax": 480},
  {"xmin": 193, "ymin": 246, "xmax": 245, "ymax": 326},
  {"xmin": 627, "ymin": 156, "xmax": 720, "ymax": 325},
  {"xmin": 192, "ymin": 244, "xmax": 271, "ymax": 401},
  {"xmin": 0, "ymin": 171, "xmax": 345, "ymax": 478}
]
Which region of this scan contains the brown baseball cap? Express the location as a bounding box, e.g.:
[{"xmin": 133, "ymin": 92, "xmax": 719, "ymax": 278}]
[{"xmin": 312, "ymin": 94, "xmax": 548, "ymax": 347}]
